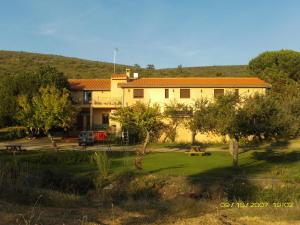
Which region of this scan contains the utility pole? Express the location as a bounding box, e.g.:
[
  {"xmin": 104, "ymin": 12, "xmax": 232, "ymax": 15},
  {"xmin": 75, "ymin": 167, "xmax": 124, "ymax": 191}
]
[{"xmin": 113, "ymin": 48, "xmax": 118, "ymax": 74}]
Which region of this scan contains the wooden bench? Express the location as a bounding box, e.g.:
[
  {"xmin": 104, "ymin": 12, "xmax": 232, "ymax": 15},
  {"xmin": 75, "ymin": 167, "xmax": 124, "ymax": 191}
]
[{"xmin": 185, "ymin": 146, "xmax": 211, "ymax": 156}]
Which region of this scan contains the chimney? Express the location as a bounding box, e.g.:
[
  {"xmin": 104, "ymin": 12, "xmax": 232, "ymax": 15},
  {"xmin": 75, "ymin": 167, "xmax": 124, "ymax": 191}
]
[
  {"xmin": 133, "ymin": 72, "xmax": 139, "ymax": 79},
  {"xmin": 126, "ymin": 68, "xmax": 130, "ymax": 77}
]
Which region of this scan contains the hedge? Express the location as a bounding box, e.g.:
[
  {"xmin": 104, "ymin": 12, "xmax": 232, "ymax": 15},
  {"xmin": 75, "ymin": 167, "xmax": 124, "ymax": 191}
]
[{"xmin": 0, "ymin": 126, "xmax": 27, "ymax": 140}]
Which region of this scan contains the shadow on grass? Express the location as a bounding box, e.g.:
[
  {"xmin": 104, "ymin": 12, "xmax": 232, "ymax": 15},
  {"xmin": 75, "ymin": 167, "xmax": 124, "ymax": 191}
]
[
  {"xmin": 252, "ymin": 150, "xmax": 300, "ymax": 164},
  {"xmin": 187, "ymin": 149, "xmax": 300, "ymax": 202},
  {"xmin": 238, "ymin": 139, "xmax": 291, "ymax": 154},
  {"xmin": 147, "ymin": 164, "xmax": 185, "ymax": 174}
]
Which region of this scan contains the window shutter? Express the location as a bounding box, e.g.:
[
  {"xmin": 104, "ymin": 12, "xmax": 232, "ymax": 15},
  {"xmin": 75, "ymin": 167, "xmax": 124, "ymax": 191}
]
[
  {"xmin": 133, "ymin": 89, "xmax": 144, "ymax": 98},
  {"xmin": 180, "ymin": 89, "xmax": 190, "ymax": 98}
]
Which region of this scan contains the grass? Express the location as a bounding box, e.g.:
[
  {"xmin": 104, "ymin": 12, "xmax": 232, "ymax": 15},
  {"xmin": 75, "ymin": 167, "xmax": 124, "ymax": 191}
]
[
  {"xmin": 2, "ymin": 144, "xmax": 300, "ymax": 180},
  {"xmin": 1, "ymin": 142, "xmax": 300, "ymax": 224}
]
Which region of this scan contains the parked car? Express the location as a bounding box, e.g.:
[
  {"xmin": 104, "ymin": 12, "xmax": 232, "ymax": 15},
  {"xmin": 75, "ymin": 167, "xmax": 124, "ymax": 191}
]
[{"xmin": 78, "ymin": 131, "xmax": 94, "ymax": 146}]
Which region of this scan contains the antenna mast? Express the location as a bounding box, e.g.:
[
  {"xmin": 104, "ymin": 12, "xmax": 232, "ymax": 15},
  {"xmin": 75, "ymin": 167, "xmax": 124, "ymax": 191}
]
[{"xmin": 113, "ymin": 48, "xmax": 118, "ymax": 74}]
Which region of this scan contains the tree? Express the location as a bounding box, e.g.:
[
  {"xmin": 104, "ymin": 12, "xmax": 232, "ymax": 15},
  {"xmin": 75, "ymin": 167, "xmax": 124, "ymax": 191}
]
[
  {"xmin": 164, "ymin": 101, "xmax": 193, "ymax": 142},
  {"xmin": 133, "ymin": 64, "xmax": 141, "ymax": 69},
  {"xmin": 209, "ymin": 94, "xmax": 241, "ymax": 167},
  {"xmin": 0, "ymin": 77, "xmax": 18, "ymax": 127},
  {"xmin": 192, "ymin": 94, "xmax": 241, "ymax": 166},
  {"xmin": 112, "ymin": 102, "xmax": 165, "ymax": 169},
  {"xmin": 249, "ymin": 49, "xmax": 300, "ymax": 139},
  {"xmin": 0, "ymin": 66, "xmax": 69, "ymax": 128},
  {"xmin": 32, "ymin": 86, "xmax": 76, "ymax": 133},
  {"xmin": 146, "ymin": 64, "xmax": 155, "ymax": 70},
  {"xmin": 196, "ymin": 92, "xmax": 300, "ymax": 168},
  {"xmin": 17, "ymin": 85, "xmax": 76, "ymax": 149},
  {"xmin": 177, "ymin": 64, "xmax": 183, "ymax": 73},
  {"xmin": 249, "ymin": 50, "xmax": 300, "ymax": 82},
  {"xmin": 238, "ymin": 94, "xmax": 300, "ymax": 141}
]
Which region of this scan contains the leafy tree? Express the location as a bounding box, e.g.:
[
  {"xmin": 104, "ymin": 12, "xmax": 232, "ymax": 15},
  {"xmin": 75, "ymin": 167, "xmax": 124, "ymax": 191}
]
[
  {"xmin": 0, "ymin": 66, "xmax": 69, "ymax": 128},
  {"xmin": 133, "ymin": 64, "xmax": 141, "ymax": 69},
  {"xmin": 249, "ymin": 50, "xmax": 300, "ymax": 82},
  {"xmin": 17, "ymin": 85, "xmax": 76, "ymax": 149},
  {"xmin": 237, "ymin": 94, "xmax": 300, "ymax": 141},
  {"xmin": 249, "ymin": 50, "xmax": 300, "ymax": 140},
  {"xmin": 112, "ymin": 102, "xmax": 165, "ymax": 169},
  {"xmin": 177, "ymin": 64, "xmax": 183, "ymax": 73},
  {"xmin": 146, "ymin": 64, "xmax": 155, "ymax": 70},
  {"xmin": 215, "ymin": 72, "xmax": 223, "ymax": 77},
  {"xmin": 196, "ymin": 92, "xmax": 300, "ymax": 167},
  {"xmin": 193, "ymin": 94, "xmax": 244, "ymax": 167},
  {"xmin": 0, "ymin": 76, "xmax": 18, "ymax": 127},
  {"xmin": 164, "ymin": 101, "xmax": 192, "ymax": 142}
]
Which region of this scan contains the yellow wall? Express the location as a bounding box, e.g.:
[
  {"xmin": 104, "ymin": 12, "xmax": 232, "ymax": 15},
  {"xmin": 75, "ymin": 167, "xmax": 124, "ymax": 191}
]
[
  {"xmin": 72, "ymin": 80, "xmax": 267, "ymax": 143},
  {"xmin": 123, "ymin": 87, "xmax": 266, "ymax": 108}
]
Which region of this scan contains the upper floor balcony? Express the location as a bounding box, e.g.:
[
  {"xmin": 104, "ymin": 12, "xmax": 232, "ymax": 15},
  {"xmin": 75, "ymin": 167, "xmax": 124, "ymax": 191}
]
[
  {"xmin": 93, "ymin": 97, "xmax": 122, "ymax": 108},
  {"xmin": 72, "ymin": 97, "xmax": 122, "ymax": 108}
]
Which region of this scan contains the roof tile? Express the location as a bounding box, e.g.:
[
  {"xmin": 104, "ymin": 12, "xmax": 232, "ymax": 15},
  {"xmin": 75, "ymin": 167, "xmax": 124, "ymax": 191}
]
[
  {"xmin": 111, "ymin": 74, "xmax": 127, "ymax": 79},
  {"xmin": 119, "ymin": 77, "xmax": 271, "ymax": 88},
  {"xmin": 69, "ymin": 79, "xmax": 110, "ymax": 90}
]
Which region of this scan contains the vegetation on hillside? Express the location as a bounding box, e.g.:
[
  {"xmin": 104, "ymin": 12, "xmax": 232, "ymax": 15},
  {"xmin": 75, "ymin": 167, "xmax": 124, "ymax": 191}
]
[
  {"xmin": 0, "ymin": 50, "xmax": 249, "ymax": 78},
  {"xmin": 0, "ymin": 66, "xmax": 73, "ymax": 128}
]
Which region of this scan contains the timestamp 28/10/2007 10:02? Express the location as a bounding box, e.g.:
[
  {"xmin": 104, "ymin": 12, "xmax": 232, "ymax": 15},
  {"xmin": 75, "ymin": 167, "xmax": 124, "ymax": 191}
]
[{"xmin": 220, "ymin": 202, "xmax": 294, "ymax": 208}]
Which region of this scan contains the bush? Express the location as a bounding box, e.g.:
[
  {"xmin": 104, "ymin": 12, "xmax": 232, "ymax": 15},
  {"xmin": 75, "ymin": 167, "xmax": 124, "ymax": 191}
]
[
  {"xmin": 22, "ymin": 151, "xmax": 93, "ymax": 165},
  {"xmin": 91, "ymin": 152, "xmax": 111, "ymax": 178},
  {"xmin": 0, "ymin": 126, "xmax": 27, "ymax": 140}
]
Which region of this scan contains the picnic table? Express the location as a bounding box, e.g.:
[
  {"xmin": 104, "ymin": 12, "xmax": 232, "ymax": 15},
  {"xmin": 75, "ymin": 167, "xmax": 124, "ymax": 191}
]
[
  {"xmin": 185, "ymin": 146, "xmax": 211, "ymax": 156},
  {"xmin": 4, "ymin": 144, "xmax": 25, "ymax": 153}
]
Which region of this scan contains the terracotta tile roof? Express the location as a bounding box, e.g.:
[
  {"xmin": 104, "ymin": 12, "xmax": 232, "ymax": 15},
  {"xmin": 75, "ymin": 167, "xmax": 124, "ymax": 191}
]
[
  {"xmin": 111, "ymin": 74, "xmax": 128, "ymax": 79},
  {"xmin": 119, "ymin": 77, "xmax": 271, "ymax": 88},
  {"xmin": 68, "ymin": 79, "xmax": 111, "ymax": 90}
]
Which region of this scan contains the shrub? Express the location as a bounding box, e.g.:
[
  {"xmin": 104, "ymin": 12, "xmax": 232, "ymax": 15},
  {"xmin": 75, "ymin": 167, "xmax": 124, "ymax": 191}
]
[
  {"xmin": 91, "ymin": 152, "xmax": 111, "ymax": 178},
  {"xmin": 22, "ymin": 151, "xmax": 93, "ymax": 165},
  {"xmin": 127, "ymin": 176, "xmax": 162, "ymax": 200},
  {"xmin": 0, "ymin": 126, "xmax": 27, "ymax": 140},
  {"xmin": 91, "ymin": 152, "xmax": 111, "ymax": 193}
]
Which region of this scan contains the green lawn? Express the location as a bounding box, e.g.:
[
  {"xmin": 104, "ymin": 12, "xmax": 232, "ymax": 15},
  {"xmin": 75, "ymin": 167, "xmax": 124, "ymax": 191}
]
[
  {"xmin": 109, "ymin": 150, "xmax": 300, "ymax": 179},
  {"xmin": 1, "ymin": 143, "xmax": 300, "ymax": 180}
]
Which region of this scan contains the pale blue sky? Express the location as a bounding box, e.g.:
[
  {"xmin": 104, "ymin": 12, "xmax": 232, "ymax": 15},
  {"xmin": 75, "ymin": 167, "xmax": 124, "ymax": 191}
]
[{"xmin": 1, "ymin": 0, "xmax": 300, "ymax": 68}]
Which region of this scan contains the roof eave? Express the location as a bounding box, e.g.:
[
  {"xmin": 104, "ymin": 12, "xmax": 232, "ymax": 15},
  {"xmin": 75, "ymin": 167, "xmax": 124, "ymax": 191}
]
[{"xmin": 119, "ymin": 84, "xmax": 271, "ymax": 88}]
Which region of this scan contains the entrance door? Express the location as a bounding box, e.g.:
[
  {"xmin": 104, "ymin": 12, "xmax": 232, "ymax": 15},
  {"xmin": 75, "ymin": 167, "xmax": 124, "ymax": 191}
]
[
  {"xmin": 81, "ymin": 112, "xmax": 90, "ymax": 130},
  {"xmin": 102, "ymin": 113, "xmax": 109, "ymax": 129}
]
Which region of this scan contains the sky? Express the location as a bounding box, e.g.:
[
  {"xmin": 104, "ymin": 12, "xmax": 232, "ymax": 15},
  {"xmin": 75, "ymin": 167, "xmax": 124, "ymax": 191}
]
[{"xmin": 1, "ymin": 0, "xmax": 300, "ymax": 68}]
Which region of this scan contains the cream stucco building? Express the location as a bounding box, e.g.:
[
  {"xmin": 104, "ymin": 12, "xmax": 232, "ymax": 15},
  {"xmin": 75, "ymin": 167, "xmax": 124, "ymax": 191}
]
[{"xmin": 69, "ymin": 70, "xmax": 271, "ymax": 143}]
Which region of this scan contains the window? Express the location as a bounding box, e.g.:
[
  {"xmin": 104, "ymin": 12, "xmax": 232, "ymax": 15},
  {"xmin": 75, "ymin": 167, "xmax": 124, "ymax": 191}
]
[
  {"xmin": 214, "ymin": 89, "xmax": 224, "ymax": 98},
  {"xmin": 165, "ymin": 89, "xmax": 169, "ymax": 98},
  {"xmin": 180, "ymin": 89, "xmax": 190, "ymax": 98},
  {"xmin": 102, "ymin": 113, "xmax": 109, "ymax": 125},
  {"xmin": 133, "ymin": 89, "xmax": 144, "ymax": 98},
  {"xmin": 83, "ymin": 91, "xmax": 92, "ymax": 104}
]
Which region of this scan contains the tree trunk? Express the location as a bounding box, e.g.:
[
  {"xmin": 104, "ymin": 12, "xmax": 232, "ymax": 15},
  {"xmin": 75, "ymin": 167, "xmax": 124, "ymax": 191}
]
[
  {"xmin": 134, "ymin": 130, "xmax": 150, "ymax": 170},
  {"xmin": 191, "ymin": 130, "xmax": 196, "ymax": 145},
  {"xmin": 141, "ymin": 130, "xmax": 150, "ymax": 154},
  {"xmin": 229, "ymin": 138, "xmax": 239, "ymax": 167},
  {"xmin": 48, "ymin": 133, "xmax": 58, "ymax": 151},
  {"xmin": 162, "ymin": 123, "xmax": 178, "ymax": 143}
]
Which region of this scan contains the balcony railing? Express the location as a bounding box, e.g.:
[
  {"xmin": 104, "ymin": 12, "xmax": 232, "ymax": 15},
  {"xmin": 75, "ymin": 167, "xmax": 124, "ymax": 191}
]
[
  {"xmin": 71, "ymin": 98, "xmax": 91, "ymax": 105},
  {"xmin": 93, "ymin": 97, "xmax": 122, "ymax": 107}
]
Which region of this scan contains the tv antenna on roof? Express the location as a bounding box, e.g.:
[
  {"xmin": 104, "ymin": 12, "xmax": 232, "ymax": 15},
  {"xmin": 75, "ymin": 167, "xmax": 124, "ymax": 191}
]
[{"xmin": 113, "ymin": 48, "xmax": 118, "ymax": 74}]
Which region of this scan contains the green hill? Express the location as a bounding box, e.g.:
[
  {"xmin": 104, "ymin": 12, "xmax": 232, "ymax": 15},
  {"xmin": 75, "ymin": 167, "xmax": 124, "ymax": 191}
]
[{"xmin": 0, "ymin": 50, "xmax": 250, "ymax": 78}]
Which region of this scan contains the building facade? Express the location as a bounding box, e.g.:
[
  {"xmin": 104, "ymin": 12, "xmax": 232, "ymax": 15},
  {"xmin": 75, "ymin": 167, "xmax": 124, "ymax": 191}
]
[{"xmin": 69, "ymin": 70, "xmax": 271, "ymax": 142}]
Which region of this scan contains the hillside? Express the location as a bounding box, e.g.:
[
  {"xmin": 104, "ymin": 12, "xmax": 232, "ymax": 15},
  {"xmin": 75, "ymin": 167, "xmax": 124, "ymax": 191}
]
[{"xmin": 0, "ymin": 50, "xmax": 250, "ymax": 78}]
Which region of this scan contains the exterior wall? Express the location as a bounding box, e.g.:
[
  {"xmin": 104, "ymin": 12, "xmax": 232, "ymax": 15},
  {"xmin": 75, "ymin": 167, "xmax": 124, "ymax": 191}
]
[
  {"xmin": 111, "ymin": 78, "xmax": 126, "ymax": 99},
  {"xmin": 123, "ymin": 87, "xmax": 266, "ymax": 108},
  {"xmin": 71, "ymin": 80, "xmax": 267, "ymax": 143}
]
